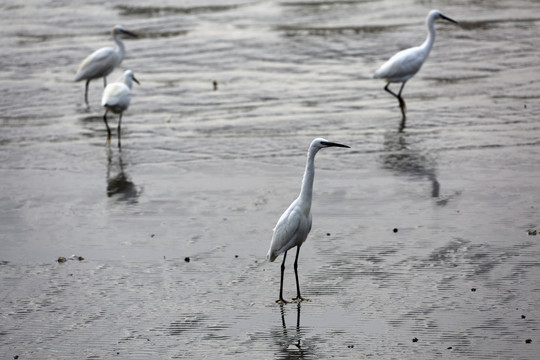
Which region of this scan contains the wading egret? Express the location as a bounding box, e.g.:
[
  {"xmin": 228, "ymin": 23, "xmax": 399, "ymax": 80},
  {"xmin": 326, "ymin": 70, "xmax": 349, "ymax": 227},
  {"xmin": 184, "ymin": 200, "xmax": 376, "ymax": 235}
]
[
  {"xmin": 374, "ymin": 9, "xmax": 458, "ymax": 131},
  {"xmin": 75, "ymin": 25, "xmax": 137, "ymax": 108},
  {"xmin": 101, "ymin": 70, "xmax": 139, "ymax": 149},
  {"xmin": 267, "ymin": 138, "xmax": 350, "ymax": 304}
]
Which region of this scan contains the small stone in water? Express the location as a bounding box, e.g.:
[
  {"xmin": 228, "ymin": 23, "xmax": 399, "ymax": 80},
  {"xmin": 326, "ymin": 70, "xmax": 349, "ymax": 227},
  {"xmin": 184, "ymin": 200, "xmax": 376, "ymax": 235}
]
[
  {"xmin": 525, "ymin": 338, "xmax": 532, "ymax": 344},
  {"xmin": 57, "ymin": 257, "xmax": 67, "ymax": 263},
  {"xmin": 412, "ymin": 337, "xmax": 418, "ymax": 343},
  {"xmin": 184, "ymin": 257, "xmax": 190, "ymax": 263},
  {"xmin": 471, "ymin": 288, "xmax": 477, "ymax": 292}
]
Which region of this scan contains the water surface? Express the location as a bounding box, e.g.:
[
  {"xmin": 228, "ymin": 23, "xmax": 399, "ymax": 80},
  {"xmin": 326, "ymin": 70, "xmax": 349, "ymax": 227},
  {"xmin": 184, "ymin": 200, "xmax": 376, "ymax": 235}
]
[{"xmin": 1, "ymin": 0, "xmax": 540, "ymax": 358}]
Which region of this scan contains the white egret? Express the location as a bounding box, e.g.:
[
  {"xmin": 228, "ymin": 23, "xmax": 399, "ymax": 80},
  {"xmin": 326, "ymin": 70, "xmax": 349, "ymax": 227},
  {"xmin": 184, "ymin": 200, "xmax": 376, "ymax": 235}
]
[
  {"xmin": 374, "ymin": 9, "xmax": 458, "ymax": 130},
  {"xmin": 101, "ymin": 70, "xmax": 139, "ymax": 149},
  {"xmin": 75, "ymin": 25, "xmax": 137, "ymax": 108},
  {"xmin": 267, "ymin": 138, "xmax": 350, "ymax": 304}
]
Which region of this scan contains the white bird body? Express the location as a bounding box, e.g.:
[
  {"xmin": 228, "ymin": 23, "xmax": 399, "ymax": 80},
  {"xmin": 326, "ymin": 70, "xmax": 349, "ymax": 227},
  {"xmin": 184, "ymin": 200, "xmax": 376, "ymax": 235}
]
[
  {"xmin": 373, "ymin": 9, "xmax": 458, "ymax": 130},
  {"xmin": 75, "ymin": 25, "xmax": 137, "ymax": 107},
  {"xmin": 101, "ymin": 70, "xmax": 139, "ymax": 148},
  {"xmin": 267, "ymin": 197, "xmax": 312, "ymax": 262},
  {"xmin": 75, "ymin": 46, "xmax": 123, "ymax": 82},
  {"xmin": 267, "ymin": 138, "xmax": 349, "ymax": 303},
  {"xmin": 373, "ymin": 44, "xmax": 430, "ymax": 83},
  {"xmin": 101, "ymin": 72, "xmax": 136, "ymax": 113}
]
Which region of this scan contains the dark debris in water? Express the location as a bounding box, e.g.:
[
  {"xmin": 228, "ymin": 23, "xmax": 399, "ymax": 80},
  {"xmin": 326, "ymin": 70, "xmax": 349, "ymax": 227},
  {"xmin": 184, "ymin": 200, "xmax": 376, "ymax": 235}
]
[
  {"xmin": 525, "ymin": 338, "xmax": 532, "ymax": 344},
  {"xmin": 412, "ymin": 337, "xmax": 418, "ymax": 343},
  {"xmin": 57, "ymin": 255, "xmax": 84, "ymax": 263},
  {"xmin": 527, "ymin": 229, "xmax": 537, "ymax": 236},
  {"xmin": 184, "ymin": 257, "xmax": 190, "ymax": 263}
]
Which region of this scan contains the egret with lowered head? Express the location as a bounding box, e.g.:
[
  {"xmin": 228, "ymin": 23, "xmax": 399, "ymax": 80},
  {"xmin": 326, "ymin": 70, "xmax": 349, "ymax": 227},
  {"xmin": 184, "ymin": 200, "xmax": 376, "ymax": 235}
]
[
  {"xmin": 374, "ymin": 10, "xmax": 458, "ymax": 131},
  {"xmin": 267, "ymin": 138, "xmax": 350, "ymax": 304},
  {"xmin": 101, "ymin": 70, "xmax": 139, "ymax": 149},
  {"xmin": 75, "ymin": 25, "xmax": 137, "ymax": 108}
]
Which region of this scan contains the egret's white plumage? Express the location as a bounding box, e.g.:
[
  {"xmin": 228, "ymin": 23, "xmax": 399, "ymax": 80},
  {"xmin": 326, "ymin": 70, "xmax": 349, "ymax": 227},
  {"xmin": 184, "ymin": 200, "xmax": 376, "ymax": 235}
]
[
  {"xmin": 75, "ymin": 25, "xmax": 137, "ymax": 107},
  {"xmin": 267, "ymin": 138, "xmax": 350, "ymax": 303},
  {"xmin": 374, "ymin": 9, "xmax": 458, "ymax": 130},
  {"xmin": 101, "ymin": 70, "xmax": 139, "ymax": 149}
]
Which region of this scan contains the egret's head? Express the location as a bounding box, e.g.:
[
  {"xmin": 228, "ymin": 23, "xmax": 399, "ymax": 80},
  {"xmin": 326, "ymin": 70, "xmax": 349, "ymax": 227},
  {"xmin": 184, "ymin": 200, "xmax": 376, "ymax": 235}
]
[
  {"xmin": 311, "ymin": 138, "xmax": 350, "ymax": 150},
  {"xmin": 123, "ymin": 70, "xmax": 140, "ymax": 87},
  {"xmin": 113, "ymin": 25, "xmax": 138, "ymax": 38},
  {"xmin": 429, "ymin": 9, "xmax": 458, "ymax": 25}
]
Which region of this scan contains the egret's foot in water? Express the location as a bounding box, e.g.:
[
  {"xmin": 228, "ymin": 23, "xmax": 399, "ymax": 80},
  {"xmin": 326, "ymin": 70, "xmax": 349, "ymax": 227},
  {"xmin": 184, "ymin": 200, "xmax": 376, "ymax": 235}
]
[
  {"xmin": 292, "ymin": 296, "xmax": 310, "ymax": 303},
  {"xmin": 276, "ymin": 298, "xmax": 290, "ymax": 304}
]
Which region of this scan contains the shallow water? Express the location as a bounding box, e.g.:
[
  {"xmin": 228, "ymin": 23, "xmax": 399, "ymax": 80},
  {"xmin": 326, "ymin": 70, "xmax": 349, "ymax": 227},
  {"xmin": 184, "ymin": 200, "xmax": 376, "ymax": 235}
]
[{"xmin": 1, "ymin": 0, "xmax": 540, "ymax": 358}]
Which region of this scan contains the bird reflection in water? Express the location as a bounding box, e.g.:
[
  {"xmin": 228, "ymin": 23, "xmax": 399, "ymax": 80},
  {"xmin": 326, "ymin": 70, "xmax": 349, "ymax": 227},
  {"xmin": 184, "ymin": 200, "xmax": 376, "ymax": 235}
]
[
  {"xmin": 381, "ymin": 131, "xmax": 440, "ymax": 199},
  {"xmin": 106, "ymin": 149, "xmax": 141, "ymax": 203},
  {"xmin": 275, "ymin": 302, "xmax": 309, "ymax": 358}
]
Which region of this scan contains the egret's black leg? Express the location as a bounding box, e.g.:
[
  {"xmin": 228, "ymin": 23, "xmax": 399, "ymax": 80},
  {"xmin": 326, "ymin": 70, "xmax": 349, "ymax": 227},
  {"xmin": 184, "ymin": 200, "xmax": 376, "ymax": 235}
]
[
  {"xmin": 384, "ymin": 82, "xmax": 407, "ymax": 132},
  {"xmin": 383, "ymin": 82, "xmax": 399, "ymax": 99},
  {"xmin": 117, "ymin": 112, "xmax": 123, "ymax": 150},
  {"xmin": 292, "ymin": 246, "xmax": 310, "ymax": 302},
  {"xmin": 84, "ymin": 79, "xmax": 90, "ymax": 108},
  {"xmin": 103, "ymin": 76, "xmax": 107, "ymax": 87},
  {"xmin": 103, "ymin": 109, "xmax": 112, "ymax": 143},
  {"xmin": 397, "ymin": 82, "xmax": 407, "ymax": 131},
  {"xmin": 276, "ymin": 251, "xmax": 289, "ymax": 304}
]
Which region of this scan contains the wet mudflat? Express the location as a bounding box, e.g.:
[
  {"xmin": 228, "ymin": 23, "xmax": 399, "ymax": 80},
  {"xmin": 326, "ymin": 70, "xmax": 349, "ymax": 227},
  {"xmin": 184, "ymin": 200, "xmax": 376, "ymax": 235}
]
[{"xmin": 1, "ymin": 0, "xmax": 540, "ymax": 358}]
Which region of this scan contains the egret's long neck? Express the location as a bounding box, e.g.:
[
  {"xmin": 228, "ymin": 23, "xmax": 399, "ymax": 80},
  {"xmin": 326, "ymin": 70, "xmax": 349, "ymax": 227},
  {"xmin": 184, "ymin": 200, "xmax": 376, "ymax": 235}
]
[
  {"xmin": 421, "ymin": 16, "xmax": 436, "ymax": 56},
  {"xmin": 123, "ymin": 75, "xmax": 134, "ymax": 89},
  {"xmin": 113, "ymin": 34, "xmax": 126, "ymax": 62},
  {"xmin": 298, "ymin": 146, "xmax": 318, "ymax": 212}
]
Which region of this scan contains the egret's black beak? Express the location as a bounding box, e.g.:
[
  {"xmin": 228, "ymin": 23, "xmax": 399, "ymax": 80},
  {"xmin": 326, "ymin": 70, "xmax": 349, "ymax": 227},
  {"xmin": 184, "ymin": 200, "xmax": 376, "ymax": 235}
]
[
  {"xmin": 133, "ymin": 76, "xmax": 140, "ymax": 85},
  {"xmin": 441, "ymin": 14, "xmax": 458, "ymax": 25},
  {"xmin": 121, "ymin": 29, "xmax": 138, "ymax": 38},
  {"xmin": 323, "ymin": 141, "xmax": 350, "ymax": 149}
]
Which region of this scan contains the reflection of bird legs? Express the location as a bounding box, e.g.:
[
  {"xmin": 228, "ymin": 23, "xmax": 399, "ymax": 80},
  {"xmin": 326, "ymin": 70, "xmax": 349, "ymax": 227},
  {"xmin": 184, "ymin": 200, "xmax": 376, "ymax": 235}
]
[
  {"xmin": 292, "ymin": 246, "xmax": 310, "ymax": 303},
  {"xmin": 384, "ymin": 82, "xmax": 407, "ymax": 132},
  {"xmin": 279, "ymin": 301, "xmax": 303, "ymax": 350}
]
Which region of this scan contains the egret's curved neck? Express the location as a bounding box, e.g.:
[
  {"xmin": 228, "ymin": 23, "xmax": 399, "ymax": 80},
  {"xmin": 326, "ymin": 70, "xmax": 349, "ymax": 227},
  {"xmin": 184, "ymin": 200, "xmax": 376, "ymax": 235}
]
[
  {"xmin": 421, "ymin": 16, "xmax": 437, "ymax": 56},
  {"xmin": 113, "ymin": 33, "xmax": 126, "ymax": 59},
  {"xmin": 123, "ymin": 75, "xmax": 133, "ymax": 89},
  {"xmin": 298, "ymin": 146, "xmax": 318, "ymax": 211}
]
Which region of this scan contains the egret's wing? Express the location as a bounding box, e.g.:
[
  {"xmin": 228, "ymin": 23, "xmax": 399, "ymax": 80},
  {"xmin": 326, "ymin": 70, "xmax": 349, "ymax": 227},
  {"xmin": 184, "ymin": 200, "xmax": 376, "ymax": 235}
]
[
  {"xmin": 374, "ymin": 46, "xmax": 425, "ymax": 81},
  {"xmin": 101, "ymin": 83, "xmax": 130, "ymax": 108},
  {"xmin": 75, "ymin": 47, "xmax": 118, "ymax": 81},
  {"xmin": 267, "ymin": 206, "xmax": 304, "ymax": 262}
]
